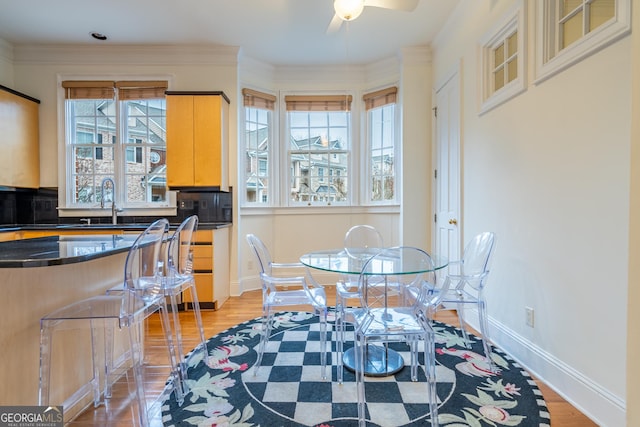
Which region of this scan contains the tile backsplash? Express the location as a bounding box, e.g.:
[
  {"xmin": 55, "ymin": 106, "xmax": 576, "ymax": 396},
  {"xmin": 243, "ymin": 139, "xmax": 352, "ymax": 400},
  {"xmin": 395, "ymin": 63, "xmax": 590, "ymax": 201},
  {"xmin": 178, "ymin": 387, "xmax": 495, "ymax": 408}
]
[{"xmin": 0, "ymin": 187, "xmax": 232, "ymax": 225}]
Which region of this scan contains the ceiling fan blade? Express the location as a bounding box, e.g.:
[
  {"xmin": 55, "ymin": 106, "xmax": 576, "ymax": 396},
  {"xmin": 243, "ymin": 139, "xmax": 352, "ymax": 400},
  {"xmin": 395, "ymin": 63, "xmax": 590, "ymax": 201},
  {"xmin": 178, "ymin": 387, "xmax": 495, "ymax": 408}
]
[
  {"xmin": 326, "ymin": 13, "xmax": 344, "ymax": 34},
  {"xmin": 363, "ymin": 0, "xmax": 419, "ymax": 12}
]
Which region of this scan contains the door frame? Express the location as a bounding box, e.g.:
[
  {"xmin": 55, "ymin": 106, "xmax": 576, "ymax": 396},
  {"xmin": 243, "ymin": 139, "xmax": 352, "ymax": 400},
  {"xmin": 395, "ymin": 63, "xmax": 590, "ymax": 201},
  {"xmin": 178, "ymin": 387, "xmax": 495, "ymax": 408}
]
[{"xmin": 432, "ymin": 60, "xmax": 463, "ymax": 266}]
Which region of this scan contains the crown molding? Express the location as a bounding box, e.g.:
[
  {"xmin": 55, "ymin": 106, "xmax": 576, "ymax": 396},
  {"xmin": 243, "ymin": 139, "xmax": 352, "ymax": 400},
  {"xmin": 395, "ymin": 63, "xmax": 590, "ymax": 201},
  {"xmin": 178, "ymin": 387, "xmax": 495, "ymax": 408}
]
[
  {"xmin": 238, "ymin": 54, "xmax": 276, "ymax": 85},
  {"xmin": 364, "ymin": 56, "xmax": 401, "ymax": 84},
  {"xmin": 398, "ymin": 46, "xmax": 432, "ymax": 66},
  {"xmin": 11, "ymin": 44, "xmax": 240, "ymax": 66}
]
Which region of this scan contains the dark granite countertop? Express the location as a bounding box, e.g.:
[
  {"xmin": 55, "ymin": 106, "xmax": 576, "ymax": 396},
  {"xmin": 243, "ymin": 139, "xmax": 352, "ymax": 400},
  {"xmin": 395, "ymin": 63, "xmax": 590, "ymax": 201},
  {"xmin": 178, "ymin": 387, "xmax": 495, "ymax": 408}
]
[
  {"xmin": 0, "ymin": 234, "xmax": 138, "ymax": 268},
  {"xmin": 0, "ymin": 222, "xmax": 232, "ymax": 232},
  {"xmin": 0, "ymin": 222, "xmax": 232, "ymax": 267}
]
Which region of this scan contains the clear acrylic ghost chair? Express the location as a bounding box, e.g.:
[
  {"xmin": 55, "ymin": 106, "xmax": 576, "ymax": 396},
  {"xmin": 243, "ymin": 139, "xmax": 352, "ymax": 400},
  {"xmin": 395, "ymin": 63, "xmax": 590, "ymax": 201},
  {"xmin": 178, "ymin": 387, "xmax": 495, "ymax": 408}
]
[
  {"xmin": 246, "ymin": 233, "xmax": 328, "ymax": 379},
  {"xmin": 336, "ymin": 224, "xmax": 383, "ymax": 383},
  {"xmin": 163, "ymin": 215, "xmax": 208, "ymax": 388},
  {"xmin": 39, "ymin": 219, "xmax": 181, "ymax": 427},
  {"xmin": 433, "ymin": 232, "xmax": 497, "ymax": 367},
  {"xmin": 106, "ymin": 216, "xmax": 204, "ymax": 390},
  {"xmin": 352, "ymin": 246, "xmax": 446, "ymax": 427}
]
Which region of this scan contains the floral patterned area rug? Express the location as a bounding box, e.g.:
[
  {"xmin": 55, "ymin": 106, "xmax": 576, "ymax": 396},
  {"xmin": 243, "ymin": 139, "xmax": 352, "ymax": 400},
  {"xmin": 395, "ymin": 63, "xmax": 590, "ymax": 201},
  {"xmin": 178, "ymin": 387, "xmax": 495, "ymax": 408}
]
[{"xmin": 161, "ymin": 311, "xmax": 550, "ymax": 426}]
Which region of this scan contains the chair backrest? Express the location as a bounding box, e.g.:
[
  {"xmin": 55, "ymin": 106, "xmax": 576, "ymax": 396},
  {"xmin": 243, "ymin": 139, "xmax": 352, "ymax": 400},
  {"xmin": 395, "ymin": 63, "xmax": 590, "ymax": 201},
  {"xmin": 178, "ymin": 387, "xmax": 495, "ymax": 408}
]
[
  {"xmin": 358, "ymin": 246, "xmax": 436, "ymax": 311},
  {"xmin": 344, "ymin": 225, "xmax": 383, "ymax": 251},
  {"xmin": 122, "ymin": 218, "xmax": 169, "ymax": 307},
  {"xmin": 460, "ymin": 231, "xmax": 496, "ymax": 289},
  {"xmin": 167, "ymin": 215, "xmax": 199, "ymax": 277},
  {"xmin": 246, "ymin": 233, "xmax": 273, "ymax": 276}
]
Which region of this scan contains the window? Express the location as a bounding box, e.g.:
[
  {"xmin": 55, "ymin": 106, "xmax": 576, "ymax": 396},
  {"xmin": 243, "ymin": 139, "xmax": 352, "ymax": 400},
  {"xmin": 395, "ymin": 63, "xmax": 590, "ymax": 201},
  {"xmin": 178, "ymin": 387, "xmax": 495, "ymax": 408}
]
[
  {"xmin": 76, "ymin": 131, "xmax": 95, "ymax": 159},
  {"xmin": 536, "ymin": 0, "xmax": 630, "ymax": 82},
  {"xmin": 242, "ymin": 88, "xmax": 276, "ymax": 205},
  {"xmin": 126, "ymin": 138, "xmax": 143, "ymax": 164},
  {"xmin": 285, "ymin": 95, "xmax": 351, "ymax": 206},
  {"xmin": 62, "ymin": 80, "xmax": 168, "ymax": 208},
  {"xmin": 364, "ymin": 87, "xmax": 397, "ymax": 203},
  {"xmin": 241, "ymin": 88, "xmax": 399, "ymax": 209},
  {"xmin": 479, "ymin": 0, "xmax": 526, "ymax": 114},
  {"xmin": 96, "ymin": 134, "xmax": 103, "ymax": 160}
]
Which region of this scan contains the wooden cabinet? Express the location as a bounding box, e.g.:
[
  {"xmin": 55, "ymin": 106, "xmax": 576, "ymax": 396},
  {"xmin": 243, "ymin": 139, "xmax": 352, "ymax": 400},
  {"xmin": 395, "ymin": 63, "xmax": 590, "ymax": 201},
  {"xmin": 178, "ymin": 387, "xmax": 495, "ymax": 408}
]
[
  {"xmin": 166, "ymin": 92, "xmax": 229, "ymax": 191},
  {"xmin": 0, "ymin": 231, "xmax": 16, "ymax": 242},
  {"xmin": 181, "ymin": 227, "xmax": 230, "ymax": 310},
  {"xmin": 0, "ymin": 85, "xmax": 40, "ymax": 188},
  {"xmin": 17, "ymin": 229, "xmax": 123, "ymax": 240}
]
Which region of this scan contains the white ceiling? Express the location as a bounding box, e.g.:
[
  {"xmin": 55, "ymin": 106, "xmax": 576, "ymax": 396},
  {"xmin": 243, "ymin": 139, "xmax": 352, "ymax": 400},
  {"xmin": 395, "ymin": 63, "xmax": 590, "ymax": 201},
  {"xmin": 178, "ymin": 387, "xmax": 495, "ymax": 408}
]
[{"xmin": 0, "ymin": 0, "xmax": 460, "ymax": 66}]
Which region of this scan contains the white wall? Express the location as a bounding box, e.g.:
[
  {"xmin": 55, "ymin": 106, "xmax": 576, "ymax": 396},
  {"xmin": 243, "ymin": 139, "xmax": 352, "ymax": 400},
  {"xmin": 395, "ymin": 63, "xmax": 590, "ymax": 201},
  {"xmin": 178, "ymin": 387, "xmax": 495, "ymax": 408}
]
[
  {"xmin": 432, "ymin": 1, "xmax": 630, "ymax": 425},
  {"xmin": 0, "ymin": 40, "xmax": 14, "ymax": 88}
]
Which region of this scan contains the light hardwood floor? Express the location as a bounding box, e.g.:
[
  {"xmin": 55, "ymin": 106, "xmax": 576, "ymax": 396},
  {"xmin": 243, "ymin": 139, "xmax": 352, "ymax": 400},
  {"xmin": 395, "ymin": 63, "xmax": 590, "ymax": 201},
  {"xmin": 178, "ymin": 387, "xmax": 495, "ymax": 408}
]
[{"xmin": 70, "ymin": 287, "xmax": 597, "ymax": 426}]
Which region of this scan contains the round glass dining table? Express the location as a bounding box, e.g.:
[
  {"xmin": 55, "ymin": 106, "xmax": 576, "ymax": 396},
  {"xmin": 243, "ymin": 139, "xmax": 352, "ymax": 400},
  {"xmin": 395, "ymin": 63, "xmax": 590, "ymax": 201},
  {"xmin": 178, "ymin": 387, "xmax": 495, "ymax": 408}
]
[{"xmin": 300, "ymin": 247, "xmax": 448, "ymax": 376}]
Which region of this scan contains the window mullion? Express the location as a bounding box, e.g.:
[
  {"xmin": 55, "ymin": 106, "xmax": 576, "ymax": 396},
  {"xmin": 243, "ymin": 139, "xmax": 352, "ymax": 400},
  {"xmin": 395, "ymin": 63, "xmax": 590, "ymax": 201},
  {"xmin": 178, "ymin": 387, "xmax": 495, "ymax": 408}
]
[
  {"xmin": 584, "ymin": 0, "xmax": 591, "ymax": 36},
  {"xmin": 114, "ymin": 98, "xmax": 125, "ymax": 207}
]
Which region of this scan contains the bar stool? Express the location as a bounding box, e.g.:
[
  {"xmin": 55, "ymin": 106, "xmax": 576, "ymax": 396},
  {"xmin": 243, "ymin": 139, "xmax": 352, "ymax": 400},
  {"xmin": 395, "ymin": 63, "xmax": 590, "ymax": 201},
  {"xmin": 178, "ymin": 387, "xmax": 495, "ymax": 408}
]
[
  {"xmin": 163, "ymin": 215, "xmax": 208, "ymax": 388},
  {"xmin": 38, "ymin": 219, "xmax": 181, "ymax": 427}
]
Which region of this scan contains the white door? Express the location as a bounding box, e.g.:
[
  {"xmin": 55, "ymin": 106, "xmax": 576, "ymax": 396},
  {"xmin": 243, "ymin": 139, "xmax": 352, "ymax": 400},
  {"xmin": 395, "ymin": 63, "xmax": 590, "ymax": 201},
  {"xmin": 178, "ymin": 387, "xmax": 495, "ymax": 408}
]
[{"xmin": 434, "ymin": 68, "xmax": 461, "ymax": 274}]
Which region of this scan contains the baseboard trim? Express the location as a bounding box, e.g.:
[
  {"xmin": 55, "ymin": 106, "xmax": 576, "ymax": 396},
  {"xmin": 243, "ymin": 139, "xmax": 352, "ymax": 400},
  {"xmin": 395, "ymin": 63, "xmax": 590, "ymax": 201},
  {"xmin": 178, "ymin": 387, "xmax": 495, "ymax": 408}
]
[{"xmin": 465, "ymin": 311, "xmax": 625, "ymax": 427}]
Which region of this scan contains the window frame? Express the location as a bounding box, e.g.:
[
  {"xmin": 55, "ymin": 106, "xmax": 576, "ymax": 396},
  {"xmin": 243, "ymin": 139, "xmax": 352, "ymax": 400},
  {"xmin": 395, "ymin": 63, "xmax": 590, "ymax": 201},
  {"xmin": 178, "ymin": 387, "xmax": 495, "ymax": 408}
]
[
  {"xmin": 283, "ymin": 94, "xmax": 353, "ymax": 207},
  {"xmin": 535, "ymin": 0, "xmax": 631, "ymax": 83},
  {"xmin": 478, "ymin": 0, "xmax": 527, "ymax": 114},
  {"xmin": 363, "ymin": 89, "xmax": 399, "ymax": 206},
  {"xmin": 241, "ymin": 88, "xmax": 277, "ymax": 207},
  {"xmin": 57, "ymin": 76, "xmax": 175, "ymax": 217},
  {"xmin": 240, "ymin": 87, "xmax": 402, "ymax": 210}
]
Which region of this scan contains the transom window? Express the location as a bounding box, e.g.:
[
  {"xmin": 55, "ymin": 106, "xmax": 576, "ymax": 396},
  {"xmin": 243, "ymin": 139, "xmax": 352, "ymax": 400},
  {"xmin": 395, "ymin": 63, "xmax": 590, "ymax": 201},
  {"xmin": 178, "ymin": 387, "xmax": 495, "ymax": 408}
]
[
  {"xmin": 62, "ymin": 80, "xmax": 168, "ymax": 207},
  {"xmin": 479, "ymin": 0, "xmax": 526, "ymax": 114},
  {"xmin": 558, "ymin": 0, "xmax": 615, "ymax": 50},
  {"xmin": 493, "ymin": 30, "xmax": 518, "ymax": 92},
  {"xmin": 535, "ymin": 0, "xmax": 630, "ymax": 82}
]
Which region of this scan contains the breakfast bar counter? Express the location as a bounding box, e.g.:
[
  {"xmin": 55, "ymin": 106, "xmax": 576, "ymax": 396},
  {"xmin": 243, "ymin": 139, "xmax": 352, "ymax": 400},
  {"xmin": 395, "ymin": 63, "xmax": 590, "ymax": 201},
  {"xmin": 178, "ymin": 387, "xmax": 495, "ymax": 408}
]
[
  {"xmin": 0, "ymin": 234, "xmax": 138, "ymax": 267},
  {"xmin": 0, "ymin": 234, "xmax": 138, "ymax": 416}
]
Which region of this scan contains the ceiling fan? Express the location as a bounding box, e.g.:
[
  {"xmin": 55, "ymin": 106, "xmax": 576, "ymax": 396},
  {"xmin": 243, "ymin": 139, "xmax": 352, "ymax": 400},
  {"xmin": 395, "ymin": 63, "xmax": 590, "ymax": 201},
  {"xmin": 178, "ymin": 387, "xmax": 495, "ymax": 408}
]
[{"xmin": 327, "ymin": 0, "xmax": 419, "ymax": 34}]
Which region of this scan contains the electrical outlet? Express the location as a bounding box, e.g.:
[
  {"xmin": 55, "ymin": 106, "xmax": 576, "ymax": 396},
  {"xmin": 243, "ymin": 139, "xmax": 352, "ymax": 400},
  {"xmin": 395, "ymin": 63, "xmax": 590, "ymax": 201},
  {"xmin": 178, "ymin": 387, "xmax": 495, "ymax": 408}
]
[
  {"xmin": 525, "ymin": 307, "xmax": 534, "ymax": 327},
  {"xmin": 248, "ymin": 259, "xmax": 254, "ymax": 270}
]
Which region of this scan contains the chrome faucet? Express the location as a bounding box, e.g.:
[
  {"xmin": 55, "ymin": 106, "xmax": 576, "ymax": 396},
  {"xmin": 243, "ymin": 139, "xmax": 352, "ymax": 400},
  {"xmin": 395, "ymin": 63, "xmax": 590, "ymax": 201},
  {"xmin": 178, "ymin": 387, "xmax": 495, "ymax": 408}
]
[{"xmin": 100, "ymin": 177, "xmax": 122, "ymax": 224}]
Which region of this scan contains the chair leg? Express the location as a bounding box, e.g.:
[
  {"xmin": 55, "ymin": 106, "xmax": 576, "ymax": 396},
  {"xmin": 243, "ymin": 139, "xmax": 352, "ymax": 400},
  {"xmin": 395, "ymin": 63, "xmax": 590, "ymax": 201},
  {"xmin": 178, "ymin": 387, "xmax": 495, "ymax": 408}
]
[
  {"xmin": 318, "ymin": 306, "xmax": 328, "ymax": 380},
  {"xmin": 336, "ymin": 301, "xmax": 344, "ymax": 384},
  {"xmin": 102, "ymin": 320, "xmax": 114, "ymax": 403},
  {"xmin": 355, "ymin": 332, "xmax": 367, "ymax": 427},
  {"xmin": 455, "ymin": 302, "xmax": 472, "ymax": 349},
  {"xmin": 126, "ymin": 319, "xmax": 150, "ymax": 427},
  {"xmin": 477, "ymin": 299, "xmax": 496, "ymax": 371},
  {"xmin": 38, "ymin": 320, "xmax": 53, "ymax": 406},
  {"xmin": 409, "ymin": 335, "xmax": 419, "ymax": 381},
  {"xmin": 424, "ymin": 329, "xmax": 439, "ymax": 427},
  {"xmin": 254, "ymin": 310, "xmax": 273, "ymax": 375},
  {"xmin": 168, "ymin": 293, "xmax": 184, "ymax": 375},
  {"xmin": 156, "ymin": 304, "xmax": 184, "ymax": 406},
  {"xmin": 187, "ymin": 283, "xmax": 209, "ymax": 364}
]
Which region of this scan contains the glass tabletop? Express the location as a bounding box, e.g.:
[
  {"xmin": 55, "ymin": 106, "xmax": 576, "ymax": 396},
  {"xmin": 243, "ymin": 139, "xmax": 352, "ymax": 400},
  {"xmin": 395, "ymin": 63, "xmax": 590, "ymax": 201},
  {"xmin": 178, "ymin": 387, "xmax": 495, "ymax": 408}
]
[{"xmin": 300, "ymin": 247, "xmax": 448, "ymax": 275}]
